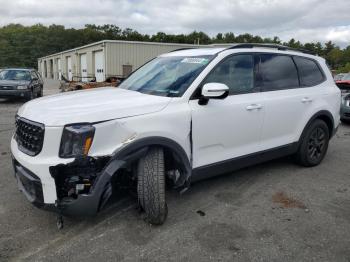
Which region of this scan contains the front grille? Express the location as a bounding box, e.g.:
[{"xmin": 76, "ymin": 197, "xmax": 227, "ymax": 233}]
[
  {"xmin": 0, "ymin": 85, "xmax": 15, "ymax": 90},
  {"xmin": 345, "ymin": 113, "xmax": 350, "ymax": 117},
  {"xmin": 15, "ymin": 117, "xmax": 45, "ymax": 156}
]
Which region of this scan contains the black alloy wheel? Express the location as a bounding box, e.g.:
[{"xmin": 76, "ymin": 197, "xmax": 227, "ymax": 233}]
[{"xmin": 307, "ymin": 126, "xmax": 327, "ymax": 162}]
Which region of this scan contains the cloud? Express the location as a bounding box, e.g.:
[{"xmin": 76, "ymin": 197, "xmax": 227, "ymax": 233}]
[{"xmin": 0, "ymin": 0, "xmax": 349, "ymax": 47}]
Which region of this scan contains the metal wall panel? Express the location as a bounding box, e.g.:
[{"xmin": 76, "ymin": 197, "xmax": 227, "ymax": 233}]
[
  {"xmin": 105, "ymin": 42, "xmax": 196, "ymax": 77},
  {"xmin": 38, "ymin": 40, "xmax": 199, "ymax": 80}
]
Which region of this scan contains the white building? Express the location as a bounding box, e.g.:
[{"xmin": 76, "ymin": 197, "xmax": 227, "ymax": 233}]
[{"xmin": 38, "ymin": 40, "xmax": 199, "ymax": 82}]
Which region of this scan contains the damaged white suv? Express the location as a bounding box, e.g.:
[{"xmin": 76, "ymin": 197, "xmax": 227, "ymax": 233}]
[{"xmin": 11, "ymin": 44, "xmax": 340, "ymax": 226}]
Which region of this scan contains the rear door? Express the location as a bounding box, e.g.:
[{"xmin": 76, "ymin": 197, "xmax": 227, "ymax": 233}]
[
  {"xmin": 190, "ymin": 54, "xmax": 265, "ymax": 169},
  {"xmin": 258, "ymin": 53, "xmax": 322, "ymax": 150}
]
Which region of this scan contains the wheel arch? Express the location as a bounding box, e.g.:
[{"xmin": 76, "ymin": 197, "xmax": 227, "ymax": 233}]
[
  {"xmin": 110, "ymin": 136, "xmax": 192, "ymax": 188},
  {"xmin": 299, "ymin": 110, "xmax": 335, "ymax": 143}
]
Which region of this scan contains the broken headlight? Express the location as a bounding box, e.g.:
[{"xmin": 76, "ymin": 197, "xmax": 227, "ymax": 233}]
[{"xmin": 59, "ymin": 124, "xmax": 95, "ymax": 158}]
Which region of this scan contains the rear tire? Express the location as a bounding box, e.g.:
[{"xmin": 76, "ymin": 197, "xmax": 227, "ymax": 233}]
[
  {"xmin": 295, "ymin": 119, "xmax": 329, "ymax": 167},
  {"xmin": 137, "ymin": 147, "xmax": 168, "ymax": 225}
]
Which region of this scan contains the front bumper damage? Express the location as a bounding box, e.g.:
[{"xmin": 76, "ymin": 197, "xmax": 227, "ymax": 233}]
[
  {"xmin": 13, "ymin": 155, "xmax": 126, "ymax": 217},
  {"xmin": 12, "ymin": 146, "xmax": 150, "ymax": 217},
  {"xmin": 49, "ymin": 156, "xmax": 116, "ymax": 217}
]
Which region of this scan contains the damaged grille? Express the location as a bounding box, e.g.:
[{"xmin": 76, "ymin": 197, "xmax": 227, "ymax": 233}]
[{"xmin": 15, "ymin": 117, "xmax": 45, "ymax": 156}]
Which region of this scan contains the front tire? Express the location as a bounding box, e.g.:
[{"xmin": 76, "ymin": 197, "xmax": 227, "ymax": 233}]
[
  {"xmin": 27, "ymin": 89, "xmax": 36, "ymax": 101},
  {"xmin": 137, "ymin": 147, "xmax": 168, "ymax": 225},
  {"xmin": 295, "ymin": 119, "xmax": 329, "ymax": 167},
  {"xmin": 37, "ymin": 87, "xmax": 43, "ymax": 97}
]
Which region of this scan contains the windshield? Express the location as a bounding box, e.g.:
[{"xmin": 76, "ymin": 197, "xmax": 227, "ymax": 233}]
[
  {"xmin": 119, "ymin": 56, "xmax": 213, "ymax": 97},
  {"xmin": 342, "ymin": 74, "xmax": 350, "ymax": 81},
  {"xmin": 0, "ymin": 70, "xmax": 31, "ymax": 81}
]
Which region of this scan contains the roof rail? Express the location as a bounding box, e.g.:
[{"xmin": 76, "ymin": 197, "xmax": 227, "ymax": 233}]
[
  {"xmin": 169, "ymin": 47, "xmax": 196, "ymax": 53},
  {"xmin": 225, "ymin": 43, "xmax": 315, "ymax": 55}
]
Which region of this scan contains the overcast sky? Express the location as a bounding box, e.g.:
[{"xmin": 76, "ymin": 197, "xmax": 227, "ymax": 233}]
[{"xmin": 0, "ymin": 0, "xmax": 349, "ymax": 47}]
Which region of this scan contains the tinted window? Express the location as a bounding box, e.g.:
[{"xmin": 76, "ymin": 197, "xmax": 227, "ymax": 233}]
[
  {"xmin": 205, "ymin": 54, "xmax": 255, "ymax": 94},
  {"xmin": 294, "ymin": 56, "xmax": 324, "ymax": 86},
  {"xmin": 259, "ymin": 54, "xmax": 299, "ymax": 91}
]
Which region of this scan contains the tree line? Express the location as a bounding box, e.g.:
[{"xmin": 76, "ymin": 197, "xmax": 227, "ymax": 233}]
[{"xmin": 0, "ymin": 24, "xmax": 349, "ymax": 73}]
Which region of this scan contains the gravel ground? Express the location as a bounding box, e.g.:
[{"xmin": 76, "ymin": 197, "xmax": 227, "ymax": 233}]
[{"xmin": 0, "ymin": 79, "xmax": 349, "ymax": 262}]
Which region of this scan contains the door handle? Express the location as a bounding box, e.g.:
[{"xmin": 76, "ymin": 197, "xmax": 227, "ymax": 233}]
[
  {"xmin": 246, "ymin": 104, "xmax": 262, "ymax": 111},
  {"xmin": 301, "ymin": 97, "xmax": 313, "ymax": 103}
]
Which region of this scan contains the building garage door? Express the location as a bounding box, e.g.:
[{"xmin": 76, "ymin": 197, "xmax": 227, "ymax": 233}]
[
  {"xmin": 43, "ymin": 61, "xmax": 47, "ymax": 78},
  {"xmin": 67, "ymin": 56, "xmax": 72, "ymax": 81},
  {"xmin": 49, "ymin": 60, "xmax": 54, "ymax": 79},
  {"xmin": 80, "ymin": 54, "xmax": 88, "ymax": 82},
  {"xmin": 57, "ymin": 58, "xmax": 62, "ymax": 80},
  {"xmin": 94, "ymin": 51, "xmax": 104, "ymax": 82}
]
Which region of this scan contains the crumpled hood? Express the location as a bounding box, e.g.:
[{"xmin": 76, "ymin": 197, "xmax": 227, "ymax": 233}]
[{"xmin": 18, "ymin": 87, "xmax": 172, "ymax": 126}]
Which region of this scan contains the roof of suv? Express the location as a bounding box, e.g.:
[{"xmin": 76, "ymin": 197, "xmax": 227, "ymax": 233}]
[
  {"xmin": 161, "ymin": 48, "xmax": 225, "ymax": 57},
  {"xmin": 162, "ymin": 43, "xmax": 318, "ymax": 59}
]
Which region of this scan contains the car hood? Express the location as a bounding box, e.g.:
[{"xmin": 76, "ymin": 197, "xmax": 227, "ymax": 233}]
[
  {"xmin": 0, "ymin": 80, "xmax": 30, "ymax": 86},
  {"xmin": 18, "ymin": 87, "xmax": 172, "ymax": 126}
]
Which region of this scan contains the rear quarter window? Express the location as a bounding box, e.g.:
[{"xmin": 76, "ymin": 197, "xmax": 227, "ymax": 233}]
[{"xmin": 293, "ymin": 56, "xmax": 325, "ymax": 87}]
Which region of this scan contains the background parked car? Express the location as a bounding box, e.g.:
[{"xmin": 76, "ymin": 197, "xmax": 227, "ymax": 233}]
[
  {"xmin": 336, "ymin": 73, "xmax": 350, "ymax": 88},
  {"xmin": 334, "ymin": 73, "xmax": 346, "ymax": 81},
  {"xmin": 0, "ymin": 68, "xmax": 43, "ymax": 100},
  {"xmin": 337, "ymin": 74, "xmax": 350, "ymax": 123}
]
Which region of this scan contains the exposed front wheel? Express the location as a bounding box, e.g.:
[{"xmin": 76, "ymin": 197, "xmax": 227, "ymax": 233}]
[
  {"xmin": 295, "ymin": 119, "xmax": 329, "ymax": 167},
  {"xmin": 137, "ymin": 147, "xmax": 168, "ymax": 225}
]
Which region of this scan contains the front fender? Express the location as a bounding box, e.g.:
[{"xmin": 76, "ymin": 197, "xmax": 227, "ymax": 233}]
[{"xmin": 110, "ymin": 136, "xmax": 192, "ymax": 187}]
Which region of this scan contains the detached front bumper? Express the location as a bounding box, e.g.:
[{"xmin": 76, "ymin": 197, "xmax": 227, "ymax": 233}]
[{"xmin": 12, "ymin": 154, "xmax": 126, "ymax": 217}]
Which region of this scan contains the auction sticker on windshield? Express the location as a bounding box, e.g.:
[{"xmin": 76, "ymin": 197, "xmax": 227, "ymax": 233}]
[{"xmin": 181, "ymin": 58, "xmax": 209, "ymax": 64}]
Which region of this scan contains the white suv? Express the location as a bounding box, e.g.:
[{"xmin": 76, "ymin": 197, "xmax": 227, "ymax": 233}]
[{"xmin": 11, "ymin": 44, "xmax": 340, "ymax": 226}]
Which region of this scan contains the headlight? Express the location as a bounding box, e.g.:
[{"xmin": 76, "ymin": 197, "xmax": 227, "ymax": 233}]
[
  {"xmin": 345, "ymin": 96, "xmax": 350, "ymax": 107},
  {"xmin": 59, "ymin": 124, "xmax": 95, "ymax": 158},
  {"xmin": 17, "ymin": 85, "xmax": 28, "ymax": 90}
]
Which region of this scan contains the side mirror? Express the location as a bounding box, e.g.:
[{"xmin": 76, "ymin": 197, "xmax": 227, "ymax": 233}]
[
  {"xmin": 199, "ymin": 83, "xmax": 229, "ymax": 105},
  {"xmin": 32, "ymin": 77, "xmax": 38, "ymax": 81}
]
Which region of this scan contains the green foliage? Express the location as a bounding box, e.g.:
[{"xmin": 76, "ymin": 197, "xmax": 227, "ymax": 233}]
[{"xmin": 0, "ymin": 24, "xmax": 349, "ymax": 72}]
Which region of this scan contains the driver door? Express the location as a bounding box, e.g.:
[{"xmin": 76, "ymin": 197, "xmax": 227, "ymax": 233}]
[
  {"xmin": 189, "ymin": 54, "xmax": 265, "ymax": 173},
  {"xmin": 30, "ymin": 71, "xmax": 40, "ymax": 93}
]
